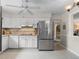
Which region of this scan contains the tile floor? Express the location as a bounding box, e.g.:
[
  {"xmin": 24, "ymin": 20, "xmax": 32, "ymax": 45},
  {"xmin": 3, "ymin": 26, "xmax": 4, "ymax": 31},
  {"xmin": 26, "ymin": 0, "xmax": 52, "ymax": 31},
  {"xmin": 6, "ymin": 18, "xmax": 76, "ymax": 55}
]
[{"xmin": 0, "ymin": 42, "xmax": 79, "ymax": 59}]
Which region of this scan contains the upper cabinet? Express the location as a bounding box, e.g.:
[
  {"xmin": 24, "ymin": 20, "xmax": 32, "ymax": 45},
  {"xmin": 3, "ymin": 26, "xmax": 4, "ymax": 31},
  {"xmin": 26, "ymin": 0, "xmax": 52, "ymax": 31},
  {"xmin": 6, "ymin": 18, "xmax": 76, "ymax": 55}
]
[
  {"xmin": 2, "ymin": 19, "xmax": 22, "ymax": 28},
  {"xmin": 2, "ymin": 18, "xmax": 38, "ymax": 28}
]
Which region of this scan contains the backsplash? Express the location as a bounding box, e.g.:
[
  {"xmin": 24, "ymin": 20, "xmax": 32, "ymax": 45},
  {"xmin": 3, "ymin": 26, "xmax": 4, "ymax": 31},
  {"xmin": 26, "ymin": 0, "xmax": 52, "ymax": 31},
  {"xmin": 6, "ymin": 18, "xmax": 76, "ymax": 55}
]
[{"xmin": 2, "ymin": 28, "xmax": 37, "ymax": 36}]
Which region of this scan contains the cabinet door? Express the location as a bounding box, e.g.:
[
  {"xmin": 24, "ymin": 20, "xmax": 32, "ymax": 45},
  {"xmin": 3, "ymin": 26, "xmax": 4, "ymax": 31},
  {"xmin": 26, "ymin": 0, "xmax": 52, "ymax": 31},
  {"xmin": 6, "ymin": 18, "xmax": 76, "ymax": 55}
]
[
  {"xmin": 27, "ymin": 36, "xmax": 37, "ymax": 48},
  {"xmin": 19, "ymin": 36, "xmax": 26, "ymax": 48},
  {"xmin": 5, "ymin": 37, "xmax": 8, "ymax": 49},
  {"xmin": 32, "ymin": 40, "xmax": 37, "ymax": 48},
  {"xmin": 19, "ymin": 36, "xmax": 37, "ymax": 48},
  {"xmin": 2, "ymin": 36, "xmax": 8, "ymax": 51},
  {"xmin": 25, "ymin": 36, "xmax": 28, "ymax": 48},
  {"xmin": 9, "ymin": 36, "xmax": 18, "ymax": 48},
  {"xmin": 32, "ymin": 36, "xmax": 37, "ymax": 48},
  {"xmin": 27, "ymin": 36, "xmax": 32, "ymax": 48}
]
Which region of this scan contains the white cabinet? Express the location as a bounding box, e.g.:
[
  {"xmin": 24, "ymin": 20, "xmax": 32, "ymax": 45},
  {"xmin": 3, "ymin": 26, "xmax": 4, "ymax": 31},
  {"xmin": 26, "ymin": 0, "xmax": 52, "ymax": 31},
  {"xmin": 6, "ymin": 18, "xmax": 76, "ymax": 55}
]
[
  {"xmin": 2, "ymin": 35, "xmax": 8, "ymax": 51},
  {"xmin": 2, "ymin": 18, "xmax": 38, "ymax": 28},
  {"xmin": 2, "ymin": 19, "xmax": 22, "ymax": 28},
  {"xmin": 32, "ymin": 39, "xmax": 37, "ymax": 48},
  {"xmin": 27, "ymin": 36, "xmax": 33, "ymax": 48},
  {"xmin": 19, "ymin": 36, "xmax": 37, "ymax": 48},
  {"xmin": 33, "ymin": 36, "xmax": 37, "ymax": 48},
  {"xmin": 9, "ymin": 36, "xmax": 19, "ymax": 48},
  {"xmin": 19, "ymin": 36, "xmax": 28, "ymax": 48},
  {"xmin": 25, "ymin": 36, "xmax": 37, "ymax": 48}
]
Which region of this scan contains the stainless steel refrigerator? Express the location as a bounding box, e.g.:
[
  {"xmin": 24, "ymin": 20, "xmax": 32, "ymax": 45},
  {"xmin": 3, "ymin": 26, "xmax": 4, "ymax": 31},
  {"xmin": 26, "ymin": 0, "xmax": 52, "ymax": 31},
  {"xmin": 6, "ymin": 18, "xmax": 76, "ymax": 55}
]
[{"xmin": 37, "ymin": 21, "xmax": 54, "ymax": 51}]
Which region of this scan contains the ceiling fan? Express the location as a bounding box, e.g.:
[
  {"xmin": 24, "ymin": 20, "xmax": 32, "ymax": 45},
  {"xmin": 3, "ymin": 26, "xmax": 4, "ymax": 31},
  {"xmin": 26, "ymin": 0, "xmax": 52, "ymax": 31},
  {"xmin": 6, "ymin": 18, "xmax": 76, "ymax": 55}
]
[{"xmin": 6, "ymin": 0, "xmax": 40, "ymax": 15}]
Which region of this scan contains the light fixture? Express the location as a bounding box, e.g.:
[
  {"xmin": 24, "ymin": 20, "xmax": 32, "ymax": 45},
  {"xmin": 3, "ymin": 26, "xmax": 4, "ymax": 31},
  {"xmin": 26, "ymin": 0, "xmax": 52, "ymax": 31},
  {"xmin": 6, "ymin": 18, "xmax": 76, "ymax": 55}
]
[
  {"xmin": 46, "ymin": 21, "xmax": 50, "ymax": 24},
  {"xmin": 21, "ymin": 25, "xmax": 26, "ymax": 28},
  {"xmin": 65, "ymin": 5, "xmax": 72, "ymax": 12},
  {"xmin": 21, "ymin": 25, "xmax": 26, "ymax": 27},
  {"xmin": 74, "ymin": 0, "xmax": 79, "ymax": 3},
  {"xmin": 66, "ymin": 0, "xmax": 79, "ymax": 12},
  {"xmin": 28, "ymin": 25, "xmax": 33, "ymax": 27},
  {"xmin": 74, "ymin": 0, "xmax": 79, "ymax": 5}
]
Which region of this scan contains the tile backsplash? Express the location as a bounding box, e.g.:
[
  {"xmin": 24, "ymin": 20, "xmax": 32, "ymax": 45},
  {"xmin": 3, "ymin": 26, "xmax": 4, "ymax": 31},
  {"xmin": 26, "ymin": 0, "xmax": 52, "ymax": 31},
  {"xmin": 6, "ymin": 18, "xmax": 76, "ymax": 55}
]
[{"xmin": 2, "ymin": 28, "xmax": 37, "ymax": 36}]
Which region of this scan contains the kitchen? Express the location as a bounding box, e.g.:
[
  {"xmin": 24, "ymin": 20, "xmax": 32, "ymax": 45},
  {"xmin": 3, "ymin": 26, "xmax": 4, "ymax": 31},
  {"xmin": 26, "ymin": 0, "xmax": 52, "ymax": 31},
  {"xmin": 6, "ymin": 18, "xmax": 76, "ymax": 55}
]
[
  {"xmin": 2, "ymin": 16, "xmax": 53, "ymax": 51},
  {"xmin": 0, "ymin": 0, "xmax": 79, "ymax": 59},
  {"xmin": 2, "ymin": 18, "xmax": 38, "ymax": 51}
]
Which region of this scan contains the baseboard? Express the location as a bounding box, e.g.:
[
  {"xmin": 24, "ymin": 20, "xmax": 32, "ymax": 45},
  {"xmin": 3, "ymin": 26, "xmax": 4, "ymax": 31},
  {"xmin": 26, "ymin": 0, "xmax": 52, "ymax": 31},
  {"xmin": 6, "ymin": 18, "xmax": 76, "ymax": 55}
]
[
  {"xmin": 67, "ymin": 48, "xmax": 79, "ymax": 57},
  {"xmin": 60, "ymin": 44, "xmax": 66, "ymax": 49},
  {"xmin": 60, "ymin": 44, "xmax": 79, "ymax": 57}
]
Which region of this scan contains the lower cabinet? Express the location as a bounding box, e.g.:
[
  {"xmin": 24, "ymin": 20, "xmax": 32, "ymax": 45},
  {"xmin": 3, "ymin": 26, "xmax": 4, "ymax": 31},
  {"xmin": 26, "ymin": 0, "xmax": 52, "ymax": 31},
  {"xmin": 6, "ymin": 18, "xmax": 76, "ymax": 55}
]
[
  {"xmin": 9, "ymin": 36, "xmax": 19, "ymax": 48},
  {"xmin": 2, "ymin": 35, "xmax": 8, "ymax": 51},
  {"xmin": 30, "ymin": 36, "xmax": 37, "ymax": 48},
  {"xmin": 8, "ymin": 36, "xmax": 37, "ymax": 48},
  {"xmin": 27, "ymin": 37, "xmax": 33, "ymax": 48},
  {"xmin": 19, "ymin": 36, "xmax": 37, "ymax": 48},
  {"xmin": 19, "ymin": 36, "xmax": 28, "ymax": 48},
  {"xmin": 32, "ymin": 40, "xmax": 37, "ymax": 48},
  {"xmin": 2, "ymin": 35, "xmax": 37, "ymax": 50}
]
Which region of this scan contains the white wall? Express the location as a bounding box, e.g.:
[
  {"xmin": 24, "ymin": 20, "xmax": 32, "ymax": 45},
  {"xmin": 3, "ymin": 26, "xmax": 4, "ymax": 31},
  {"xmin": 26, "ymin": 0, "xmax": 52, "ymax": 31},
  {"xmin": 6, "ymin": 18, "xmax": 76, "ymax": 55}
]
[
  {"xmin": 53, "ymin": 7, "xmax": 79, "ymax": 56},
  {"xmin": 66, "ymin": 7, "xmax": 79, "ymax": 56}
]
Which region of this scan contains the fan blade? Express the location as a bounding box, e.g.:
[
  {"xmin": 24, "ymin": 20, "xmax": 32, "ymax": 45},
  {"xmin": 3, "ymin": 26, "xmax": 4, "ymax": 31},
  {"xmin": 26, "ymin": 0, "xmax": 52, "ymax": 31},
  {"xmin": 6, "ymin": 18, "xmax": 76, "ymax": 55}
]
[
  {"xmin": 28, "ymin": 6, "xmax": 40, "ymax": 9},
  {"xmin": 6, "ymin": 5, "xmax": 22, "ymax": 8},
  {"xmin": 25, "ymin": 0, "xmax": 29, "ymax": 2},
  {"xmin": 18, "ymin": 9, "xmax": 25, "ymax": 14},
  {"xmin": 27, "ymin": 9, "xmax": 33, "ymax": 15}
]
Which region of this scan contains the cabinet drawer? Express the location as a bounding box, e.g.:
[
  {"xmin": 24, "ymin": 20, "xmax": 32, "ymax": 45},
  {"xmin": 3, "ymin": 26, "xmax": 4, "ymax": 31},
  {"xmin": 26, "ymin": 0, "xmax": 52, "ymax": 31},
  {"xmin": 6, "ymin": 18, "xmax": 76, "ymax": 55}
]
[{"xmin": 39, "ymin": 40, "xmax": 54, "ymax": 50}]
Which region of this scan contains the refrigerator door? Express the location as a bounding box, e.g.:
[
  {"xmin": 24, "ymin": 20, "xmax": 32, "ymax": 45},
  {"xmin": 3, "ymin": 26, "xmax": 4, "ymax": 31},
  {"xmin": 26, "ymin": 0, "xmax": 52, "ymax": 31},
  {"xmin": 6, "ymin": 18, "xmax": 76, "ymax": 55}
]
[
  {"xmin": 39, "ymin": 40, "xmax": 54, "ymax": 51},
  {"xmin": 37, "ymin": 21, "xmax": 48, "ymax": 39}
]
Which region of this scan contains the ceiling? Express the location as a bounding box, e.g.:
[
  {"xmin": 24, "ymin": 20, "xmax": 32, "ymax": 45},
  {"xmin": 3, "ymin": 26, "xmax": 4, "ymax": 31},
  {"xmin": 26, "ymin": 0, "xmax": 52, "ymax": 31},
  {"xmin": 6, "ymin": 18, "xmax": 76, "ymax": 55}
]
[{"xmin": 1, "ymin": 0, "xmax": 73, "ymax": 18}]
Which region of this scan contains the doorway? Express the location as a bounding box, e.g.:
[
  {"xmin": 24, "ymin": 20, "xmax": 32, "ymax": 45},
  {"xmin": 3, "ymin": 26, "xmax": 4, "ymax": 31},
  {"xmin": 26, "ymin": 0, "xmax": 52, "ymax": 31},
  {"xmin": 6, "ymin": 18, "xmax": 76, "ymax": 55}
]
[
  {"xmin": 53, "ymin": 22, "xmax": 64, "ymax": 50},
  {"xmin": 54, "ymin": 23, "xmax": 61, "ymax": 42}
]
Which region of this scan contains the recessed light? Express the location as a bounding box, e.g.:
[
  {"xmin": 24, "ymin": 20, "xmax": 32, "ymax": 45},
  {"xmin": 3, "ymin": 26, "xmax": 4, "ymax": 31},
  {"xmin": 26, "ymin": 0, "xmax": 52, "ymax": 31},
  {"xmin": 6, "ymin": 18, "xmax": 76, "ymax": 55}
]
[
  {"xmin": 46, "ymin": 21, "xmax": 50, "ymax": 24},
  {"xmin": 28, "ymin": 25, "xmax": 33, "ymax": 27}
]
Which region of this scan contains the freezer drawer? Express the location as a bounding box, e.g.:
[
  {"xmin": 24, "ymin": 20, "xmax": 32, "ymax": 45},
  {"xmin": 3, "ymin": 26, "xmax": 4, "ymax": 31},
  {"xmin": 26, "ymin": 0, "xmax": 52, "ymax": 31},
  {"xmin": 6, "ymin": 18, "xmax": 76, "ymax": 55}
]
[{"xmin": 38, "ymin": 40, "xmax": 54, "ymax": 51}]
